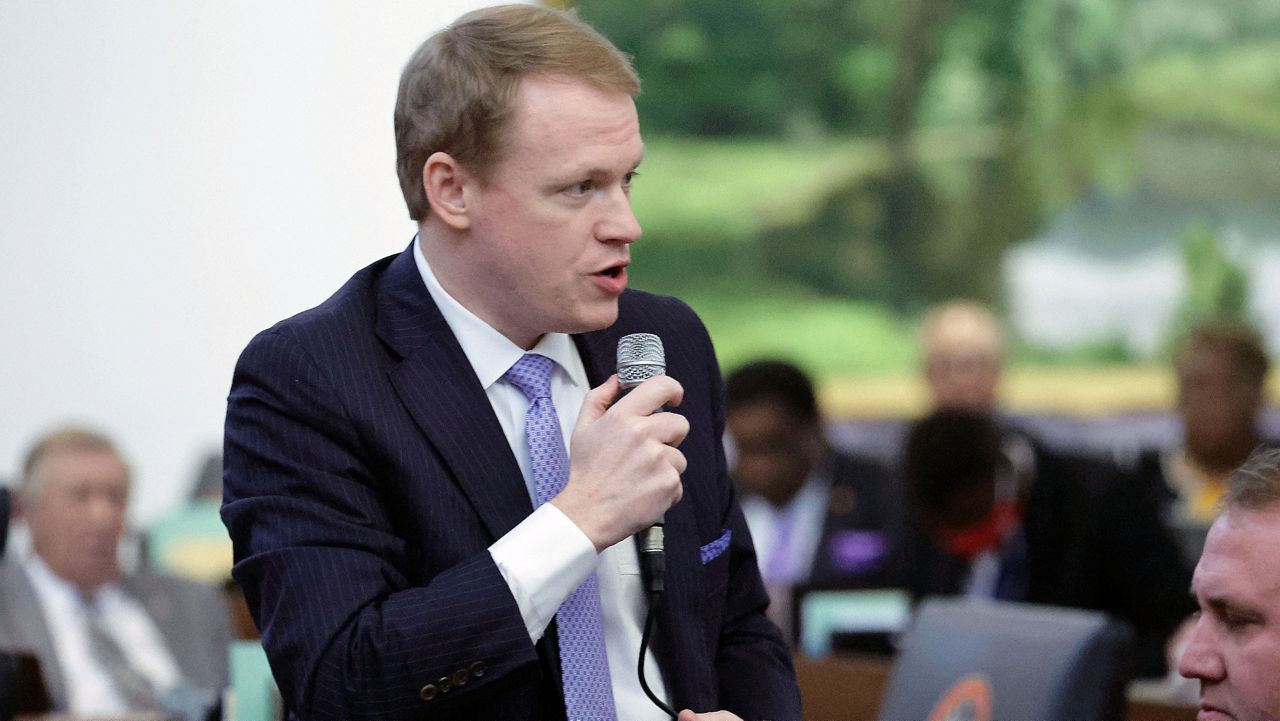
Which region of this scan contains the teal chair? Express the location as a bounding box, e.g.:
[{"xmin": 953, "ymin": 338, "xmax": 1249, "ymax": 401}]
[
  {"xmin": 146, "ymin": 499, "xmax": 233, "ymax": 584},
  {"xmin": 227, "ymin": 641, "xmax": 282, "ymax": 721}
]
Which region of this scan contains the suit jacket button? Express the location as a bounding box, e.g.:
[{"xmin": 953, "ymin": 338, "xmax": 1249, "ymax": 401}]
[
  {"xmin": 419, "ymin": 684, "xmax": 438, "ymax": 701},
  {"xmin": 437, "ymin": 676, "xmax": 453, "ymax": 693},
  {"xmin": 469, "ymin": 661, "xmax": 487, "ymax": 678},
  {"xmin": 452, "ymin": 669, "xmax": 470, "ymax": 687}
]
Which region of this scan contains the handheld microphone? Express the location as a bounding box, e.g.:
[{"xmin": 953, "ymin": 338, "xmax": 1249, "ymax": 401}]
[
  {"xmin": 616, "ymin": 333, "xmax": 667, "ymax": 594},
  {"xmin": 618, "ymin": 333, "xmax": 678, "ymax": 719}
]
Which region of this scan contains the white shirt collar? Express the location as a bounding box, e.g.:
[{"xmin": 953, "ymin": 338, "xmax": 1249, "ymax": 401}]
[
  {"xmin": 412, "ymin": 235, "xmax": 586, "ymax": 389},
  {"xmin": 23, "ymin": 552, "xmax": 123, "ymax": 610}
]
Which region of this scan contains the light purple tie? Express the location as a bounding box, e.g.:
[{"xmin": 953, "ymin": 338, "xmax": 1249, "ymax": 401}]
[
  {"xmin": 504, "ymin": 353, "xmax": 618, "ymax": 721},
  {"xmin": 764, "ymin": 513, "xmax": 796, "ymax": 585}
]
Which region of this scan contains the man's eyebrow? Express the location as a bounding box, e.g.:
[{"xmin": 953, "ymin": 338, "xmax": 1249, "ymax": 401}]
[{"xmin": 1205, "ymin": 595, "xmax": 1265, "ymax": 619}]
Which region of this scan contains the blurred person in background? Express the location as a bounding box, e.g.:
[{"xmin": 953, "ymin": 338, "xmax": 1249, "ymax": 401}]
[
  {"xmin": 0, "ymin": 426, "xmax": 229, "ymax": 720},
  {"xmin": 1129, "ymin": 324, "xmax": 1275, "ymax": 561},
  {"xmin": 1179, "ymin": 447, "xmax": 1280, "ymax": 721},
  {"xmin": 919, "ymin": 299, "xmax": 1041, "ymax": 491},
  {"xmin": 724, "ymin": 361, "xmax": 903, "ymax": 613},
  {"xmin": 899, "ymin": 408, "xmax": 1194, "ymax": 678},
  {"xmin": 920, "ymin": 299, "xmax": 1005, "ymax": 414}
]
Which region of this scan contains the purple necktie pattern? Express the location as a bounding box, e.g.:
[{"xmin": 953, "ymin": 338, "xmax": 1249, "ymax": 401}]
[{"xmin": 504, "ymin": 353, "xmax": 618, "ymax": 721}]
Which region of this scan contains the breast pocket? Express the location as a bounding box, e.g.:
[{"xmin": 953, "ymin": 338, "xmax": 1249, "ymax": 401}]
[
  {"xmin": 701, "ymin": 530, "xmax": 732, "ymax": 599},
  {"xmin": 697, "ymin": 529, "xmax": 733, "ymax": 633}
]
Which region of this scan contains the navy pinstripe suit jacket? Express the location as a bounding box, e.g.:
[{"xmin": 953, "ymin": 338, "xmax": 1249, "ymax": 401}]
[{"xmin": 222, "ymin": 245, "xmax": 800, "ymax": 721}]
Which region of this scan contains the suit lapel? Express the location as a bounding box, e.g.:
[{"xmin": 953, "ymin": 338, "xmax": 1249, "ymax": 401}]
[
  {"xmin": 376, "ymin": 246, "xmax": 534, "ymax": 542},
  {"xmin": 1, "ymin": 560, "xmax": 68, "ymax": 710}
]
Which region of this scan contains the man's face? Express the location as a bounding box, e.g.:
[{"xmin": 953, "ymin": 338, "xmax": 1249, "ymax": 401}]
[
  {"xmin": 452, "ymin": 74, "xmax": 643, "ymax": 349},
  {"xmin": 726, "ymin": 401, "xmax": 823, "ymax": 507},
  {"xmin": 1179, "ymin": 347, "xmax": 1261, "ymax": 466},
  {"xmin": 24, "ymin": 446, "xmax": 129, "ymax": 592},
  {"xmin": 924, "ymin": 351, "xmax": 1001, "ymax": 413},
  {"xmin": 1180, "ymin": 508, "xmax": 1280, "ymax": 721}
]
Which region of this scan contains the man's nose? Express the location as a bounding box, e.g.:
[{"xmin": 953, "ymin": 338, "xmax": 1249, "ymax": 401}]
[
  {"xmin": 1178, "ymin": 616, "xmax": 1225, "ymax": 682},
  {"xmin": 598, "ymin": 187, "xmax": 641, "ymax": 244}
]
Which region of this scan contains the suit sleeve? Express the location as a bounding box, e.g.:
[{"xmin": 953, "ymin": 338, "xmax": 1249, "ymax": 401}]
[
  {"xmin": 222, "ymin": 328, "xmax": 540, "ymax": 720},
  {"xmin": 684, "ymin": 311, "xmax": 802, "ymax": 719}
]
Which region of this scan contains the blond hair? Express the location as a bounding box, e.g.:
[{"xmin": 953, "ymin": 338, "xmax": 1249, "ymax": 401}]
[
  {"xmin": 1226, "ymin": 447, "xmax": 1280, "ymax": 512},
  {"xmin": 21, "ymin": 425, "xmax": 127, "ymax": 502},
  {"xmin": 395, "ymin": 4, "xmax": 640, "ymax": 220}
]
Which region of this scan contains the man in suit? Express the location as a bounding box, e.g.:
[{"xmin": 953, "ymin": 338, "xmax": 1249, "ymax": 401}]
[
  {"xmin": 221, "ymin": 5, "xmax": 798, "ymax": 721},
  {"xmin": 0, "ymin": 426, "xmax": 230, "ymax": 719},
  {"xmin": 725, "ymin": 360, "xmax": 902, "ymax": 592},
  {"xmin": 1127, "ymin": 323, "xmax": 1275, "ymax": 563},
  {"xmin": 899, "ymin": 409, "xmax": 1194, "ymax": 678},
  {"xmin": 1179, "ymin": 447, "xmax": 1280, "ymax": 721}
]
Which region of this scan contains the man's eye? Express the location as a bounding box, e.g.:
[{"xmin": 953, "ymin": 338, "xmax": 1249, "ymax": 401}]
[
  {"xmin": 566, "ymin": 181, "xmax": 593, "ymax": 197},
  {"xmin": 622, "ymin": 171, "xmax": 639, "ymax": 190},
  {"xmin": 1221, "ymin": 611, "xmax": 1259, "ymax": 631}
]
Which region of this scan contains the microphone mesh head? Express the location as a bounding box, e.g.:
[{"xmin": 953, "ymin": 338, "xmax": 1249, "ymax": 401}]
[{"xmin": 617, "ymin": 333, "xmax": 665, "ymax": 389}]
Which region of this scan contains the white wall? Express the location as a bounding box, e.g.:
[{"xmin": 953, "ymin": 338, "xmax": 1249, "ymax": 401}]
[{"xmin": 0, "ymin": 1, "xmax": 513, "ymax": 522}]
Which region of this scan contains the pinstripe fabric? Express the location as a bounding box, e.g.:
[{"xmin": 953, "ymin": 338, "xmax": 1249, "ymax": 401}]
[{"xmin": 222, "ymin": 244, "xmax": 800, "ymax": 721}]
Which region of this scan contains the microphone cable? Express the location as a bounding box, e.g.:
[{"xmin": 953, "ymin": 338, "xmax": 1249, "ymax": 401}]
[
  {"xmin": 617, "ymin": 333, "xmax": 676, "ymax": 718},
  {"xmin": 639, "ymin": 592, "xmax": 674, "ymax": 719}
]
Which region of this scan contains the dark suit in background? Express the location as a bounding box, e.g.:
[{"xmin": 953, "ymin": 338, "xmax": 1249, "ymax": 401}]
[
  {"xmin": 222, "ymin": 248, "xmax": 798, "ymax": 720},
  {"xmin": 899, "ymin": 441, "xmax": 1193, "ymax": 678},
  {"xmin": 803, "ymin": 451, "xmax": 905, "ymax": 589}
]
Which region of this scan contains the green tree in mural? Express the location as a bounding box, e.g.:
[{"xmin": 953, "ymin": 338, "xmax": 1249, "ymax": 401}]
[{"xmin": 1174, "ymin": 221, "xmax": 1251, "ymax": 329}]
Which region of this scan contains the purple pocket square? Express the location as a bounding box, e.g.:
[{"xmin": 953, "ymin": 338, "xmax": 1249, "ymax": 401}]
[
  {"xmin": 700, "ymin": 529, "xmax": 731, "ymax": 564},
  {"xmin": 826, "ymin": 530, "xmax": 888, "ymax": 574}
]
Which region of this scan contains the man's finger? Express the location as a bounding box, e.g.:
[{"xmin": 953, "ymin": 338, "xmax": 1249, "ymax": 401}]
[
  {"xmin": 575, "ymin": 375, "xmax": 620, "ymax": 431},
  {"xmin": 647, "ymin": 411, "xmax": 691, "ymax": 446},
  {"xmin": 611, "ymin": 374, "xmax": 683, "ymax": 416}
]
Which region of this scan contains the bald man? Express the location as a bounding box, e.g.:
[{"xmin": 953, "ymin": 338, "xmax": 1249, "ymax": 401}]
[{"xmin": 920, "ymin": 299, "xmax": 1004, "ymax": 413}]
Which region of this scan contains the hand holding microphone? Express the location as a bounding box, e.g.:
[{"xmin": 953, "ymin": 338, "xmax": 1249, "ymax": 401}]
[
  {"xmin": 551, "ymin": 334, "xmax": 687, "ymax": 553},
  {"xmin": 615, "ymin": 334, "xmax": 672, "ymax": 594}
]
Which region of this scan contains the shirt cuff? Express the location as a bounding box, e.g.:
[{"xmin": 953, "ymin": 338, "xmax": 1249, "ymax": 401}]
[{"xmin": 489, "ymin": 503, "xmax": 597, "ymax": 642}]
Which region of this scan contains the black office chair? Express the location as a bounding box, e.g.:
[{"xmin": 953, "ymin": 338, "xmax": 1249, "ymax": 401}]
[
  {"xmin": 0, "ymin": 486, "xmax": 9, "ymax": 559},
  {"xmin": 878, "ymin": 597, "xmax": 1133, "ymax": 721},
  {"xmin": 1, "ymin": 487, "xmax": 12, "ymax": 721}
]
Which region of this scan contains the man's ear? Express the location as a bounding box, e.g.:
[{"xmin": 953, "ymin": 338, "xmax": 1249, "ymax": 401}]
[{"xmin": 423, "ymin": 152, "xmax": 473, "ymax": 230}]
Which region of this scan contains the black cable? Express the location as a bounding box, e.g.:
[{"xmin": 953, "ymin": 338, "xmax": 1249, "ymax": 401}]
[{"xmin": 638, "ymin": 590, "xmax": 676, "ymax": 719}]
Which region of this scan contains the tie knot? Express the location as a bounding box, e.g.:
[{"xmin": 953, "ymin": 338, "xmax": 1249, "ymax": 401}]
[{"xmin": 504, "ymin": 353, "xmax": 556, "ymax": 401}]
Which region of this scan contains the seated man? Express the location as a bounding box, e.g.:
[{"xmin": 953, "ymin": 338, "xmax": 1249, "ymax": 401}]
[
  {"xmin": 899, "ymin": 409, "xmax": 1194, "ymax": 678},
  {"xmin": 919, "ymin": 299, "xmax": 1005, "ymax": 414},
  {"xmin": 725, "ymin": 360, "xmax": 903, "ymax": 591},
  {"xmin": 1179, "ymin": 447, "xmax": 1280, "ymax": 721},
  {"xmin": 1130, "ymin": 323, "xmax": 1274, "ymax": 536},
  {"xmin": 0, "ymin": 426, "xmax": 230, "ymax": 720}
]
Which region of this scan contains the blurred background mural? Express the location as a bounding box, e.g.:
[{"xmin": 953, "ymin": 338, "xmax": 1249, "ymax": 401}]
[
  {"xmin": 567, "ymin": 0, "xmax": 1280, "ymax": 416},
  {"xmin": 2, "ymin": 0, "xmax": 1279, "ymax": 520}
]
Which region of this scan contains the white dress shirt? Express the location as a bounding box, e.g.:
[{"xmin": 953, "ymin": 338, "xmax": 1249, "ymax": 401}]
[
  {"xmin": 740, "ymin": 470, "xmax": 830, "ymax": 586},
  {"xmin": 22, "ymin": 553, "xmax": 183, "ymax": 715},
  {"xmin": 413, "ymin": 238, "xmax": 669, "ymax": 718}
]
